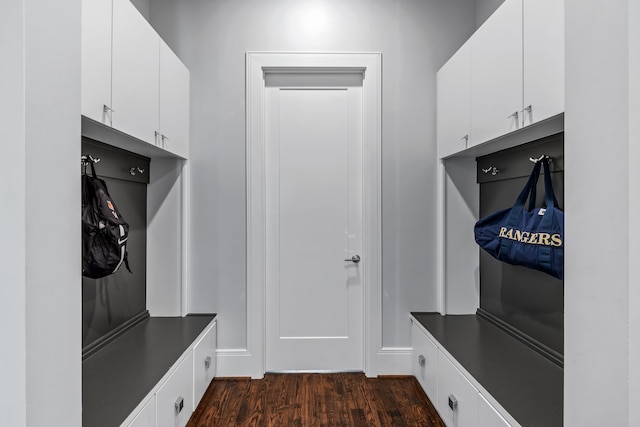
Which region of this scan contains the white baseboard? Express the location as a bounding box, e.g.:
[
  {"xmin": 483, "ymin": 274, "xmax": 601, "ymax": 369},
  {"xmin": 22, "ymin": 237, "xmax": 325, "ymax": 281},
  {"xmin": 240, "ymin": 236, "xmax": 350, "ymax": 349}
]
[
  {"xmin": 215, "ymin": 348, "xmax": 264, "ymax": 379},
  {"xmin": 366, "ymin": 347, "xmax": 413, "ymax": 377},
  {"xmin": 215, "ymin": 347, "xmax": 413, "ymax": 379}
]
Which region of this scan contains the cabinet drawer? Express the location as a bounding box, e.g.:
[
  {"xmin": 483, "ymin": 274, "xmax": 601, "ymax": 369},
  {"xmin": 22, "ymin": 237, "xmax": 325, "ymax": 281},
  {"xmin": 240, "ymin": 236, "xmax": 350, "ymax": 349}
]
[
  {"xmin": 156, "ymin": 351, "xmax": 194, "ymax": 427},
  {"xmin": 411, "ymin": 321, "xmax": 438, "ymax": 403},
  {"xmin": 479, "ymin": 393, "xmax": 512, "ymax": 427},
  {"xmin": 128, "ymin": 396, "xmax": 156, "ymax": 427},
  {"xmin": 193, "ymin": 321, "xmax": 217, "ymax": 409},
  {"xmin": 437, "ymin": 351, "xmax": 479, "ymax": 427}
]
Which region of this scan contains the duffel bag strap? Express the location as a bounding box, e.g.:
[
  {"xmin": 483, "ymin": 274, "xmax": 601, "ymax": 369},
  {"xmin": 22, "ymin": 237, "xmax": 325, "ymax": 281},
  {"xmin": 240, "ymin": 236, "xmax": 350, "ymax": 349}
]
[{"xmin": 498, "ymin": 161, "xmax": 543, "ymax": 260}]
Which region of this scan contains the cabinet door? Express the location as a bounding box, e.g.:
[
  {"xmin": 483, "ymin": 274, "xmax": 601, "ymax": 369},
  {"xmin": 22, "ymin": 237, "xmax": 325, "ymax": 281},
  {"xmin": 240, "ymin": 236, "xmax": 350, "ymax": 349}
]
[
  {"xmin": 128, "ymin": 396, "xmax": 156, "ymax": 427},
  {"xmin": 159, "ymin": 40, "xmax": 190, "ymax": 159},
  {"xmin": 479, "ymin": 394, "xmax": 511, "ymax": 427},
  {"xmin": 437, "ymin": 351, "xmax": 479, "ymax": 427},
  {"xmin": 193, "ymin": 321, "xmax": 216, "ymax": 409},
  {"xmin": 470, "ymin": 0, "xmax": 523, "ymax": 146},
  {"xmin": 437, "ymin": 40, "xmax": 471, "ymax": 158},
  {"xmin": 81, "ymin": 0, "xmax": 112, "ymax": 124},
  {"xmin": 112, "ymin": 0, "xmax": 159, "ymax": 146},
  {"xmin": 411, "ymin": 321, "xmax": 438, "ymax": 404},
  {"xmin": 522, "ymin": 0, "xmax": 564, "ymax": 126},
  {"xmin": 156, "ymin": 351, "xmax": 194, "ymax": 427}
]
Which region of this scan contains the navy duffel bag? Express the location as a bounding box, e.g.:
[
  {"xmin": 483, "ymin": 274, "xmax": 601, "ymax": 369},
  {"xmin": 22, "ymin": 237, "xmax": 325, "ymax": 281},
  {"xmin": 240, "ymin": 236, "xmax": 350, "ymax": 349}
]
[{"xmin": 474, "ymin": 158, "xmax": 564, "ymax": 280}]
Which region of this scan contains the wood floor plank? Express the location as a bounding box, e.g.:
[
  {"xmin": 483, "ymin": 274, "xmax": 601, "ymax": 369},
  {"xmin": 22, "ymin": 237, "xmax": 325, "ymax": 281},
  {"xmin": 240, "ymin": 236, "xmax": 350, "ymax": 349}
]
[{"xmin": 188, "ymin": 373, "xmax": 443, "ymax": 427}]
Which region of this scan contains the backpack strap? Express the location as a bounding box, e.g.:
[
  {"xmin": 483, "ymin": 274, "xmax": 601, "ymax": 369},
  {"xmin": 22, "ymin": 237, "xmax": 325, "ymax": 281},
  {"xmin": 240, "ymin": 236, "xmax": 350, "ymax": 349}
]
[{"xmin": 89, "ymin": 159, "xmax": 98, "ymax": 178}]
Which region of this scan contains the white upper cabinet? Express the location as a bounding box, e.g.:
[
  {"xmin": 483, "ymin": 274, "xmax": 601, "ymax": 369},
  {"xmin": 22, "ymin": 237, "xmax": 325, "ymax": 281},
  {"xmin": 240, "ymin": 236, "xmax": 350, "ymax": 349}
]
[
  {"xmin": 437, "ymin": 0, "xmax": 564, "ymax": 158},
  {"xmin": 159, "ymin": 40, "xmax": 190, "ymax": 159},
  {"xmin": 111, "ymin": 0, "xmax": 160, "ymax": 146},
  {"xmin": 437, "ymin": 40, "xmax": 471, "ymax": 158},
  {"xmin": 470, "ymin": 0, "xmax": 523, "ymax": 147},
  {"xmin": 522, "ymin": 0, "xmax": 564, "ymax": 126},
  {"xmin": 81, "ymin": 0, "xmax": 190, "ymax": 159},
  {"xmin": 81, "ymin": 0, "xmax": 113, "ymax": 124}
]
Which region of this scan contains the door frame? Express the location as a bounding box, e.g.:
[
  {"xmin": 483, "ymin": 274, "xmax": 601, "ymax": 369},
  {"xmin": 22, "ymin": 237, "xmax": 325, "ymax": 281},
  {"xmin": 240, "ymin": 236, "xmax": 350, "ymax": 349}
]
[{"xmin": 246, "ymin": 52, "xmax": 381, "ymax": 378}]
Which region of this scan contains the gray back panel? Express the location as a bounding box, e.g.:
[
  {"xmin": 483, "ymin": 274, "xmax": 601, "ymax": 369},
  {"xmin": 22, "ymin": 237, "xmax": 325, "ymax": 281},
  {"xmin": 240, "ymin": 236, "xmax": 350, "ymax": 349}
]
[
  {"xmin": 477, "ymin": 134, "xmax": 564, "ymax": 357},
  {"xmin": 82, "ymin": 139, "xmax": 150, "ymax": 350}
]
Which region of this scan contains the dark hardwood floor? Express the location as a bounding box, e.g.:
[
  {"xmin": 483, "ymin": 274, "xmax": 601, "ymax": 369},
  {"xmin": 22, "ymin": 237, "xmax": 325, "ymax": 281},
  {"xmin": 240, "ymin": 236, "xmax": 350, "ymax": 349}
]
[{"xmin": 188, "ymin": 373, "xmax": 445, "ymax": 427}]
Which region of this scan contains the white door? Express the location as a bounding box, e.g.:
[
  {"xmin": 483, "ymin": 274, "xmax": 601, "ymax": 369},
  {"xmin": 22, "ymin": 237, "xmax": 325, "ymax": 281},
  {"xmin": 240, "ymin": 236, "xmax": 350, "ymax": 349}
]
[{"xmin": 265, "ymin": 72, "xmax": 364, "ymax": 372}]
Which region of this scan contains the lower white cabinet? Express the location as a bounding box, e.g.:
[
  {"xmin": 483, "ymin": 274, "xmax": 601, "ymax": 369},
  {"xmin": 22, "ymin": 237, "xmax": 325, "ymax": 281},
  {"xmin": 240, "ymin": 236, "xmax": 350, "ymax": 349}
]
[
  {"xmin": 437, "ymin": 352, "xmax": 479, "ymax": 427},
  {"xmin": 411, "ymin": 321, "xmax": 438, "ymax": 403},
  {"xmin": 121, "ymin": 319, "xmax": 217, "ymax": 427},
  {"xmin": 128, "ymin": 396, "xmax": 156, "ymax": 427},
  {"xmin": 193, "ymin": 321, "xmax": 217, "ymax": 408},
  {"xmin": 156, "ymin": 351, "xmax": 194, "ymax": 427},
  {"xmin": 479, "ymin": 394, "xmax": 511, "ymax": 427},
  {"xmin": 411, "ymin": 316, "xmax": 516, "ymax": 427}
]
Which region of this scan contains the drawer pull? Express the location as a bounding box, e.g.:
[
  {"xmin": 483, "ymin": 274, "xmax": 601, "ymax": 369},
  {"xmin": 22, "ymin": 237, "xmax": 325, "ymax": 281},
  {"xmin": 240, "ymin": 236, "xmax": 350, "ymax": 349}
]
[
  {"xmin": 418, "ymin": 354, "xmax": 425, "ymax": 367},
  {"xmin": 448, "ymin": 394, "xmax": 458, "ymax": 411},
  {"xmin": 205, "ymin": 356, "xmax": 212, "ymax": 369},
  {"xmin": 175, "ymin": 396, "xmax": 184, "ymax": 414}
]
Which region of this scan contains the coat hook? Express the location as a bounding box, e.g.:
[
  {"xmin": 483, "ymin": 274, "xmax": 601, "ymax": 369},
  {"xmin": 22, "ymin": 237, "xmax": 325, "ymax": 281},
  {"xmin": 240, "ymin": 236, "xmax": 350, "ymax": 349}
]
[
  {"xmin": 129, "ymin": 167, "xmax": 146, "ymax": 176},
  {"xmin": 482, "ymin": 166, "xmax": 500, "ymax": 176},
  {"xmin": 81, "ymin": 155, "xmax": 101, "ymax": 166},
  {"xmin": 529, "ymin": 155, "xmax": 551, "ymax": 164}
]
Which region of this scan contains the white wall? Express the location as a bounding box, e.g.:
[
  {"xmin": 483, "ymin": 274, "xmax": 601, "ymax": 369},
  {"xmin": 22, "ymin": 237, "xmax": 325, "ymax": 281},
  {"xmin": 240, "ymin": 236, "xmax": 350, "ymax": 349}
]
[
  {"xmin": 565, "ymin": 0, "xmax": 635, "ymax": 425},
  {"xmin": 24, "ymin": 0, "xmax": 82, "ymax": 425},
  {"xmin": 130, "ymin": 0, "xmax": 151, "ymax": 21},
  {"xmin": 147, "ymin": 157, "xmax": 185, "ymax": 316},
  {"xmin": 475, "ymin": 0, "xmax": 504, "ymax": 28},
  {"xmin": 0, "ymin": 0, "xmax": 82, "ymax": 426},
  {"xmin": 0, "ymin": 1, "xmax": 27, "ymax": 424},
  {"xmin": 148, "ymin": 0, "xmax": 477, "ymax": 353},
  {"xmin": 628, "ymin": 1, "xmax": 640, "ymax": 425}
]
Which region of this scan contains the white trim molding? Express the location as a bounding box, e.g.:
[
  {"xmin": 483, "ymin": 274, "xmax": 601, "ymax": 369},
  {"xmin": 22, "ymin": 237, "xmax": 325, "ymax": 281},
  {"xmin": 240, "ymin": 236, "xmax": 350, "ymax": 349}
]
[
  {"xmin": 215, "ymin": 348, "xmax": 255, "ymax": 378},
  {"xmin": 245, "ymin": 52, "xmax": 383, "ymax": 378}
]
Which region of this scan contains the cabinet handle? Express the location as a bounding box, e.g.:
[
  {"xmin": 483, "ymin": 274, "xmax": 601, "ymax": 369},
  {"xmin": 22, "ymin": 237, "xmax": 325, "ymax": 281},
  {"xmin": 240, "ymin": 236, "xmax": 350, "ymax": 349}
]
[
  {"xmin": 175, "ymin": 396, "xmax": 184, "ymax": 414},
  {"xmin": 418, "ymin": 354, "xmax": 425, "ymax": 367},
  {"xmin": 522, "ymin": 105, "xmax": 533, "ymax": 126},
  {"xmin": 154, "ymin": 131, "xmax": 166, "ymax": 148},
  {"xmin": 205, "ymin": 356, "xmax": 212, "ymax": 369},
  {"xmin": 460, "ymin": 134, "xmax": 469, "ymax": 148},
  {"xmin": 448, "ymin": 394, "xmax": 458, "ymax": 411},
  {"xmin": 102, "ymin": 105, "xmax": 115, "ymax": 126}
]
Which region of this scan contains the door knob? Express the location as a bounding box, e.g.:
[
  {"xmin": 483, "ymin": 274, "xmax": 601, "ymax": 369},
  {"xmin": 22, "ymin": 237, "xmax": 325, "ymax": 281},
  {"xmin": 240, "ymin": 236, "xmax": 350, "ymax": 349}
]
[{"xmin": 345, "ymin": 254, "xmax": 361, "ymax": 263}]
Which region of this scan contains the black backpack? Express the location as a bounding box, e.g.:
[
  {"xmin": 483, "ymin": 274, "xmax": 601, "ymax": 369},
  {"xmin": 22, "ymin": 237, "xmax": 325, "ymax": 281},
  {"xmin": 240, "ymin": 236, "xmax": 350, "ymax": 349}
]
[{"xmin": 82, "ymin": 160, "xmax": 131, "ymax": 279}]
